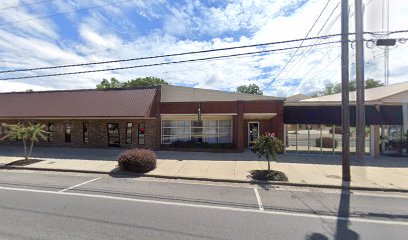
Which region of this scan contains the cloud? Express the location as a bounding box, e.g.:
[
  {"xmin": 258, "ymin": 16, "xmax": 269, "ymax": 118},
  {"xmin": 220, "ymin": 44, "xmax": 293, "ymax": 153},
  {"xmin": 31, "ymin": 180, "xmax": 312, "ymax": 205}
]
[{"xmin": 0, "ymin": 0, "xmax": 407, "ymax": 98}]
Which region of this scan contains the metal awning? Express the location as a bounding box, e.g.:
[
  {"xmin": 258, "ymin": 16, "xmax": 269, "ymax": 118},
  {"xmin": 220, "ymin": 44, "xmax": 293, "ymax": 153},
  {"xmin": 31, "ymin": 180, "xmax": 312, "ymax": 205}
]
[
  {"xmin": 284, "ymin": 105, "xmax": 403, "ymax": 125},
  {"xmin": 243, "ymin": 113, "xmax": 277, "ymax": 120}
]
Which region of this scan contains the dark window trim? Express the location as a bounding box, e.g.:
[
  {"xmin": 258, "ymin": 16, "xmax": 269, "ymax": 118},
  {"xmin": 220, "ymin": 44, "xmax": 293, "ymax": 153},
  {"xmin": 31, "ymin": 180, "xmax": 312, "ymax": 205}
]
[
  {"xmin": 65, "ymin": 123, "xmax": 72, "ymax": 143},
  {"xmin": 107, "ymin": 123, "xmax": 120, "ymax": 147},
  {"xmin": 138, "ymin": 122, "xmax": 145, "ymax": 145},
  {"xmin": 126, "ymin": 122, "xmax": 133, "ymax": 144},
  {"xmin": 47, "ymin": 123, "xmax": 54, "ymax": 143},
  {"xmin": 83, "ymin": 122, "xmax": 89, "ymax": 143}
]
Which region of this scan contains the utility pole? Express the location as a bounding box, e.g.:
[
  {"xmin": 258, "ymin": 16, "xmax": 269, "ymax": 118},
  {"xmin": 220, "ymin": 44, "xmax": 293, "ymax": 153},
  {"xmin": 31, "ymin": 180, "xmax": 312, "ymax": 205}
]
[
  {"xmin": 382, "ymin": 0, "xmax": 390, "ymax": 85},
  {"xmin": 341, "ymin": 0, "xmax": 350, "ymax": 181},
  {"xmin": 355, "ymin": 0, "xmax": 365, "ymax": 161}
]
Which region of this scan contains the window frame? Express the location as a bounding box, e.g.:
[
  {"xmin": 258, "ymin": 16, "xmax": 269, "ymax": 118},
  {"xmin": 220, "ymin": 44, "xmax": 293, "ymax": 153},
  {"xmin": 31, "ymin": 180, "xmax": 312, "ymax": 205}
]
[
  {"xmin": 65, "ymin": 123, "xmax": 72, "ymax": 143},
  {"xmin": 47, "ymin": 123, "xmax": 55, "ymax": 143},
  {"xmin": 126, "ymin": 122, "xmax": 133, "ymax": 144},
  {"xmin": 161, "ymin": 119, "xmax": 233, "ymax": 144},
  {"xmin": 83, "ymin": 122, "xmax": 89, "ymax": 143},
  {"xmin": 138, "ymin": 122, "xmax": 145, "ymax": 145}
]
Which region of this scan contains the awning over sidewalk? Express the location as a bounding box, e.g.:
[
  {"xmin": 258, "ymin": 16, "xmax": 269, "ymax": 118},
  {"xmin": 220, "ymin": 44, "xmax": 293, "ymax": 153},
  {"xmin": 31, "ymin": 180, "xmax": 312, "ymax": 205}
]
[{"xmin": 284, "ymin": 105, "xmax": 403, "ymax": 125}]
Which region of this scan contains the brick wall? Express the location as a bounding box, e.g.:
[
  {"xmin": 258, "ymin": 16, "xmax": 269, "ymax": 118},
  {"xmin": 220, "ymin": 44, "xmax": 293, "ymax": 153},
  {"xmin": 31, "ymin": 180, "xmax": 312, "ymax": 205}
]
[{"xmin": 0, "ymin": 119, "xmax": 157, "ymax": 149}]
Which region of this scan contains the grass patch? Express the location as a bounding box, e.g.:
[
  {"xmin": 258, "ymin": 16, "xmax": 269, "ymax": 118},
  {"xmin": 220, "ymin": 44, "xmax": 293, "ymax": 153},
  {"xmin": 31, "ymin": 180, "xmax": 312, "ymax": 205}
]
[
  {"xmin": 248, "ymin": 169, "xmax": 288, "ymax": 181},
  {"xmin": 6, "ymin": 159, "xmax": 44, "ymax": 166}
]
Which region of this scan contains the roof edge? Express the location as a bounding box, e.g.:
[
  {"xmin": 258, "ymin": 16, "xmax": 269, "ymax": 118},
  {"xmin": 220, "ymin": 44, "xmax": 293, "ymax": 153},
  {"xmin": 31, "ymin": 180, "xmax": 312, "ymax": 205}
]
[{"xmin": 0, "ymin": 85, "xmax": 160, "ymax": 95}]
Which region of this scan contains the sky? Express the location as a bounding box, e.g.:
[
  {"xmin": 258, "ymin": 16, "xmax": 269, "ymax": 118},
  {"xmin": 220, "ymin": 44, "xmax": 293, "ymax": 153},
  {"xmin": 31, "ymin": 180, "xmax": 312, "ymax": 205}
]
[{"xmin": 0, "ymin": 0, "xmax": 407, "ymax": 97}]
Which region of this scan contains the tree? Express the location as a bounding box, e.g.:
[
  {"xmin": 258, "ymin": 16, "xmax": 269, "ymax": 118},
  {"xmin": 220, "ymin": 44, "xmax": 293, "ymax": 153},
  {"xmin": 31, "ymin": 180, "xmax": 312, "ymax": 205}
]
[
  {"xmin": 0, "ymin": 122, "xmax": 48, "ymax": 160},
  {"xmin": 96, "ymin": 77, "xmax": 167, "ymax": 89},
  {"xmin": 123, "ymin": 77, "xmax": 168, "ymax": 88},
  {"xmin": 312, "ymin": 79, "xmax": 384, "ymax": 97},
  {"xmin": 236, "ymin": 84, "xmax": 263, "ymax": 95},
  {"xmin": 96, "ymin": 78, "xmax": 122, "ymax": 89},
  {"xmin": 252, "ymin": 132, "xmax": 283, "ymax": 171}
]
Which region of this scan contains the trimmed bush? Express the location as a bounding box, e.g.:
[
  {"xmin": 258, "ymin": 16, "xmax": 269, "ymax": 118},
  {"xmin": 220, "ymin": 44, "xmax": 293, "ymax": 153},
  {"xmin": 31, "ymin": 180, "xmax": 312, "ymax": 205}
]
[
  {"xmin": 315, "ymin": 137, "xmax": 338, "ymax": 148},
  {"xmin": 329, "ymin": 127, "xmax": 342, "ymax": 134},
  {"xmin": 118, "ymin": 148, "xmax": 157, "ymax": 173}
]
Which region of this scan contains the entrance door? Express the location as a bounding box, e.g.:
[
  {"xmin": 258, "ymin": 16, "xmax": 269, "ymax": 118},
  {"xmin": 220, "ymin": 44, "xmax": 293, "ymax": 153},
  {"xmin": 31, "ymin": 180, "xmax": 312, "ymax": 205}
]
[
  {"xmin": 248, "ymin": 122, "xmax": 260, "ymax": 148},
  {"xmin": 107, "ymin": 123, "xmax": 120, "ymax": 147}
]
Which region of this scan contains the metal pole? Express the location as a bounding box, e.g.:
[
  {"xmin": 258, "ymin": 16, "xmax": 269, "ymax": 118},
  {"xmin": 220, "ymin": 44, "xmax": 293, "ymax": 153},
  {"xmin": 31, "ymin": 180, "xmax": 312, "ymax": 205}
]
[
  {"xmin": 341, "ymin": 0, "xmax": 351, "ymax": 181},
  {"xmin": 355, "ymin": 0, "xmax": 365, "ymax": 161},
  {"xmin": 382, "ymin": 0, "xmax": 390, "ymax": 85}
]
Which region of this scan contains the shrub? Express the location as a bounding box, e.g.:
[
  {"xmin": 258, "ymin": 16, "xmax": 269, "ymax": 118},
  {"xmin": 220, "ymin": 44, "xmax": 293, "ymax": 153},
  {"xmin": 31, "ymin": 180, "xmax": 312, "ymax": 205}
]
[
  {"xmin": 118, "ymin": 148, "xmax": 157, "ymax": 173},
  {"xmin": 329, "ymin": 127, "xmax": 342, "ymax": 134},
  {"xmin": 316, "ymin": 137, "xmax": 338, "ymax": 148}
]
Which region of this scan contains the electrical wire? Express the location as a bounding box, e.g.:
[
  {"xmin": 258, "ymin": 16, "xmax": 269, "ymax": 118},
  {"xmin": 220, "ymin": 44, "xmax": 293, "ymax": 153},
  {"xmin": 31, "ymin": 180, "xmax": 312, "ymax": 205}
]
[
  {"xmin": 0, "ymin": 0, "xmax": 57, "ymax": 11},
  {"xmin": 0, "ymin": 33, "xmax": 345, "ymax": 74},
  {"xmin": 267, "ymin": 0, "xmax": 333, "ymax": 85},
  {"xmin": 0, "ymin": 0, "xmax": 134, "ymax": 27},
  {"xmin": 0, "ymin": 40, "xmax": 342, "ymax": 81}
]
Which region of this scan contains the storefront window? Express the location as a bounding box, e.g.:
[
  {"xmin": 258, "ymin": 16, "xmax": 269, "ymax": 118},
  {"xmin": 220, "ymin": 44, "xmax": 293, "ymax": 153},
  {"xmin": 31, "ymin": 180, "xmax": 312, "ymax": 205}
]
[
  {"xmin": 48, "ymin": 123, "xmax": 55, "ymax": 142},
  {"xmin": 83, "ymin": 123, "xmax": 89, "ymax": 143},
  {"xmin": 161, "ymin": 120, "xmax": 232, "ymax": 144},
  {"xmin": 138, "ymin": 122, "xmax": 145, "ymax": 145},
  {"xmin": 65, "ymin": 123, "xmax": 72, "ymax": 143},
  {"xmin": 126, "ymin": 122, "xmax": 132, "ymax": 144},
  {"xmin": 285, "ymin": 124, "xmax": 370, "ymax": 155}
]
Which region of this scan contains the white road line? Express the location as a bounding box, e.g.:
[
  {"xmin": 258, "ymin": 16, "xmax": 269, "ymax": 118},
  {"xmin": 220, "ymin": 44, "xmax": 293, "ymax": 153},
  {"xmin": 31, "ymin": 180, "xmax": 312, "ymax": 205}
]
[
  {"xmin": 59, "ymin": 177, "xmax": 101, "ymax": 192},
  {"xmin": 132, "ymin": 178, "xmax": 254, "ymax": 189},
  {"xmin": 253, "ymin": 188, "xmax": 264, "ymax": 211},
  {"xmin": 0, "ymin": 185, "xmax": 407, "ymax": 226}
]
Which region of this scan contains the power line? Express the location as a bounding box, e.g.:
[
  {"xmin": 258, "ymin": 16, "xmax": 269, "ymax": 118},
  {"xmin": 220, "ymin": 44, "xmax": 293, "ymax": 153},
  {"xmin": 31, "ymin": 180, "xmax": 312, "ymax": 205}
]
[
  {"xmin": 0, "ymin": 0, "xmax": 134, "ymax": 27},
  {"xmin": 0, "ymin": 30, "xmax": 398, "ymax": 75},
  {"xmin": 267, "ymin": 0, "xmax": 332, "ymax": 85},
  {"xmin": 273, "ymin": 0, "xmax": 378, "ymax": 88},
  {"xmin": 0, "ymin": 0, "xmax": 57, "ymax": 11},
  {"xmin": 0, "ymin": 33, "xmax": 345, "ymax": 74},
  {"xmin": 277, "ymin": 0, "xmax": 340, "ymax": 83},
  {"xmin": 0, "ymin": 40, "xmax": 342, "ymax": 81}
]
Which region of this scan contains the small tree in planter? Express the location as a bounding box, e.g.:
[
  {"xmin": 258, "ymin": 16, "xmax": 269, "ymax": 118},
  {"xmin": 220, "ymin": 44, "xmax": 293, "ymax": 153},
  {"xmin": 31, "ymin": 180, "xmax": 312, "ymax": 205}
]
[
  {"xmin": 250, "ymin": 132, "xmax": 288, "ymax": 181},
  {"xmin": 1, "ymin": 122, "xmax": 48, "ymax": 160}
]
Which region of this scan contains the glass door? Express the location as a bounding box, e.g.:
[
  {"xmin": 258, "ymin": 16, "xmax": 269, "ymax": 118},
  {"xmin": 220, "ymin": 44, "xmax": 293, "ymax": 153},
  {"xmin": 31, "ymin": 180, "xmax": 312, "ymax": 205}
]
[
  {"xmin": 107, "ymin": 123, "xmax": 120, "ymax": 147},
  {"xmin": 248, "ymin": 122, "xmax": 259, "ymax": 148}
]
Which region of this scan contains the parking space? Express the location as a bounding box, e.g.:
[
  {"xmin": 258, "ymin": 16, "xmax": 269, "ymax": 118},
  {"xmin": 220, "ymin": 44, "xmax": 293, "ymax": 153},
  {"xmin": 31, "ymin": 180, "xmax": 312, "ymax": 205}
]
[
  {"xmin": 67, "ymin": 176, "xmax": 260, "ymax": 209},
  {"xmin": 0, "ymin": 171, "xmax": 97, "ymax": 191}
]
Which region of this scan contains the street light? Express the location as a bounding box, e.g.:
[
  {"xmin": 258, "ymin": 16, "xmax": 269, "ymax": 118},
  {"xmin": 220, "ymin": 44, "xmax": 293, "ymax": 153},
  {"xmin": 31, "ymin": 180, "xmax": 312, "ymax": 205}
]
[{"xmin": 376, "ymin": 39, "xmax": 396, "ymax": 46}]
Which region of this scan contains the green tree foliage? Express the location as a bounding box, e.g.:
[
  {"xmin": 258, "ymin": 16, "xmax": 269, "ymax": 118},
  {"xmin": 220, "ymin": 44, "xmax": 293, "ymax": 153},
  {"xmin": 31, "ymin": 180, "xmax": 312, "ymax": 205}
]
[
  {"xmin": 96, "ymin": 78, "xmax": 122, "ymax": 89},
  {"xmin": 252, "ymin": 133, "xmax": 284, "ymax": 171},
  {"xmin": 236, "ymin": 84, "xmax": 263, "ymax": 95},
  {"xmin": 1, "ymin": 122, "xmax": 48, "ymax": 160},
  {"xmin": 96, "ymin": 77, "xmax": 168, "ymax": 89},
  {"xmin": 313, "ymin": 79, "xmax": 384, "ymax": 97}
]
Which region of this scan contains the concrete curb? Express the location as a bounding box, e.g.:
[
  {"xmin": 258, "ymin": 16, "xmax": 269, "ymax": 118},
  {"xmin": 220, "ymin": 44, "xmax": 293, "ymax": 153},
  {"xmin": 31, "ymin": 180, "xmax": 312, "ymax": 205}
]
[{"xmin": 2, "ymin": 165, "xmax": 408, "ymax": 193}]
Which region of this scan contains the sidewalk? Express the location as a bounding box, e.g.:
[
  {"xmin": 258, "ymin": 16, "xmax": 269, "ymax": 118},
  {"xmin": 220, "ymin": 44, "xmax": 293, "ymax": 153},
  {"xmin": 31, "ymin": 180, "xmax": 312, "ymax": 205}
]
[{"xmin": 1, "ymin": 146, "xmax": 408, "ymax": 191}]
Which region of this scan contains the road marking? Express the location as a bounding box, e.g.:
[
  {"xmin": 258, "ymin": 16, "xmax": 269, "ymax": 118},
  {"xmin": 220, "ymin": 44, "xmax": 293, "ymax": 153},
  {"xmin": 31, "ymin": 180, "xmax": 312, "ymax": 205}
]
[
  {"xmin": 1, "ymin": 185, "xmax": 407, "ymax": 226},
  {"xmin": 131, "ymin": 177, "xmax": 254, "ymax": 189},
  {"xmin": 253, "ymin": 188, "xmax": 264, "ymax": 211},
  {"xmin": 59, "ymin": 177, "xmax": 101, "ymax": 192}
]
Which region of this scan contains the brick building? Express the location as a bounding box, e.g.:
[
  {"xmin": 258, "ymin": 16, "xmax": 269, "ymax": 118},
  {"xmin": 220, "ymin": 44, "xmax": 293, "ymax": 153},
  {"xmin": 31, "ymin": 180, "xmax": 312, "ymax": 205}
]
[{"xmin": 0, "ymin": 85, "xmax": 284, "ymax": 152}]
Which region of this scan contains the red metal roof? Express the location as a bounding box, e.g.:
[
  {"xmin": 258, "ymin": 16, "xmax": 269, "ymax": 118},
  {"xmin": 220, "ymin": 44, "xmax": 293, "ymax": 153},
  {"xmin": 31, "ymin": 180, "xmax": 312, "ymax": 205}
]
[{"xmin": 0, "ymin": 88, "xmax": 158, "ymax": 118}]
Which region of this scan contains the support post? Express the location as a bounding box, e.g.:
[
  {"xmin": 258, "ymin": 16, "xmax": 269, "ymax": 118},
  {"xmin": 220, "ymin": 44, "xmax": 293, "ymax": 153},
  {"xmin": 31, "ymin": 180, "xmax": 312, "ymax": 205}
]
[
  {"xmin": 341, "ymin": 0, "xmax": 351, "ymax": 181},
  {"xmin": 355, "ymin": 0, "xmax": 366, "ymax": 161}
]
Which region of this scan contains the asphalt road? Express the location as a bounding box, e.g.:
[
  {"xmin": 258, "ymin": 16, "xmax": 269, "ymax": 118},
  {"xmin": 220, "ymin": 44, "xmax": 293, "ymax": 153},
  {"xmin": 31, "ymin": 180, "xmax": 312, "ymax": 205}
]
[{"xmin": 0, "ymin": 170, "xmax": 407, "ymax": 240}]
